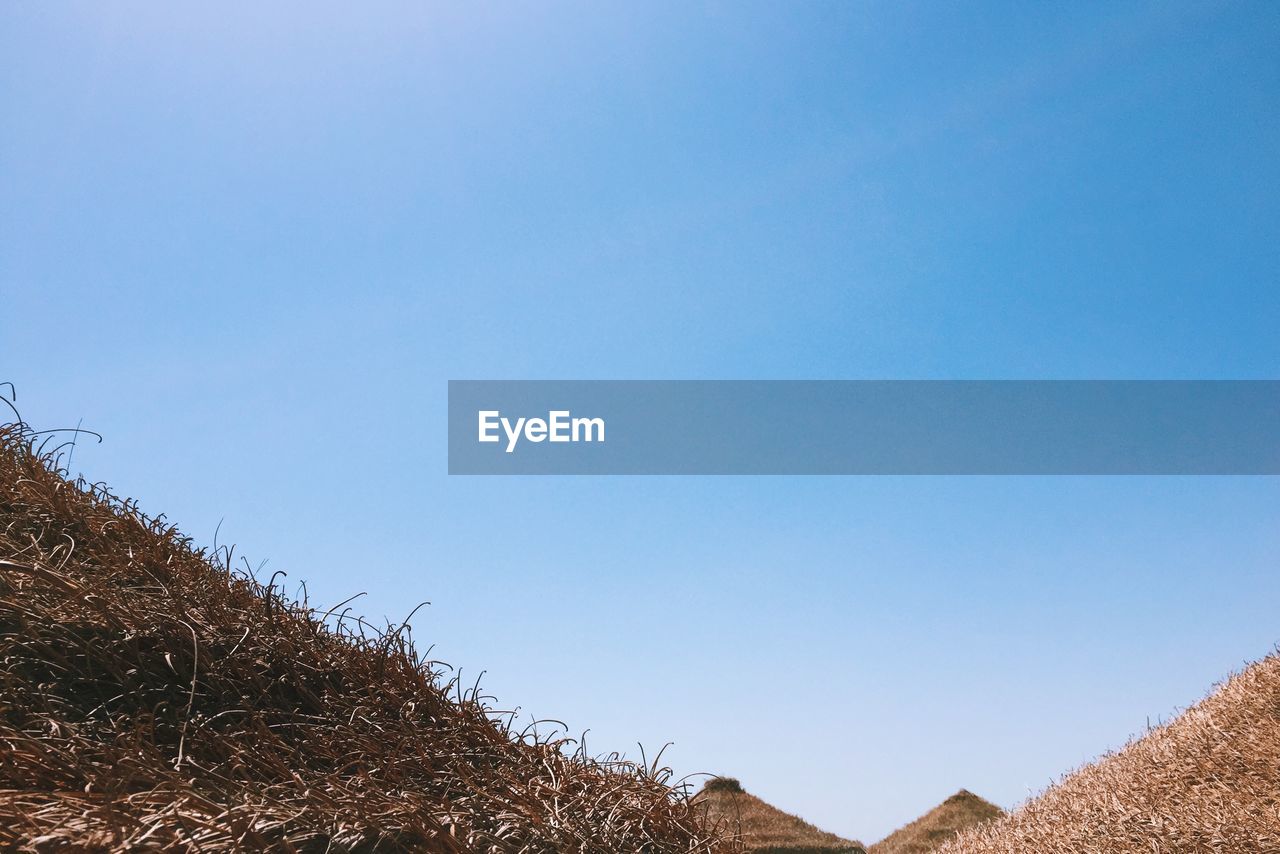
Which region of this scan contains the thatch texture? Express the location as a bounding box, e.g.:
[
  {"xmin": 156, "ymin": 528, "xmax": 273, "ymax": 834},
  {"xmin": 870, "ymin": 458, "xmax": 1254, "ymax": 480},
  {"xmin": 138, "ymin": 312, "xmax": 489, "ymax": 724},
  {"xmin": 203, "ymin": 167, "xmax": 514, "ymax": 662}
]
[
  {"xmin": 0, "ymin": 420, "xmax": 727, "ymax": 853},
  {"xmin": 940, "ymin": 655, "xmax": 1280, "ymax": 853}
]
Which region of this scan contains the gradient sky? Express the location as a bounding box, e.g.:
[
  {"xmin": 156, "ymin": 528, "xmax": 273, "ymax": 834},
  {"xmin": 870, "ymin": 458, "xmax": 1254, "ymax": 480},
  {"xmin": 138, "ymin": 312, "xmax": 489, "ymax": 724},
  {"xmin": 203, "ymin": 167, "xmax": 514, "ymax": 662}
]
[{"xmin": 3, "ymin": 1, "xmax": 1279, "ymax": 842}]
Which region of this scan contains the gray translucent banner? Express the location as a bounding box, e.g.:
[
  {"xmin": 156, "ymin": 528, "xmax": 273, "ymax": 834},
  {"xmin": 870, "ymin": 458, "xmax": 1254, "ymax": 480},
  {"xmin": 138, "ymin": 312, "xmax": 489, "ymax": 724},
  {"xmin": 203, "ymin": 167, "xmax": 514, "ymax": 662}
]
[{"xmin": 448, "ymin": 381, "xmax": 1280, "ymax": 475}]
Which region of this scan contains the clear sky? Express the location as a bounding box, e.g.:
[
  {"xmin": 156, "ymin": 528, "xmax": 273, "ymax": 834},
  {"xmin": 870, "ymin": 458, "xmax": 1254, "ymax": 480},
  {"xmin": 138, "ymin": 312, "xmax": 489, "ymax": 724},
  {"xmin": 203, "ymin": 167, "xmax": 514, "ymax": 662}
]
[{"xmin": 3, "ymin": 1, "xmax": 1278, "ymax": 843}]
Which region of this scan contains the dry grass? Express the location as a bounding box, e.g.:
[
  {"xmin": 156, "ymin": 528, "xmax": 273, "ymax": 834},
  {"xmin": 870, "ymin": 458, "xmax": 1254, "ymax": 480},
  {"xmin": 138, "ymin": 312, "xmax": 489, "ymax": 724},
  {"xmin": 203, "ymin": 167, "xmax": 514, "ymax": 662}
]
[
  {"xmin": 869, "ymin": 790, "xmax": 1002, "ymax": 854},
  {"xmin": 0, "ymin": 418, "xmax": 733, "ymax": 852},
  {"xmin": 939, "ymin": 653, "xmax": 1280, "ymax": 854},
  {"xmin": 693, "ymin": 778, "xmax": 864, "ymax": 854}
]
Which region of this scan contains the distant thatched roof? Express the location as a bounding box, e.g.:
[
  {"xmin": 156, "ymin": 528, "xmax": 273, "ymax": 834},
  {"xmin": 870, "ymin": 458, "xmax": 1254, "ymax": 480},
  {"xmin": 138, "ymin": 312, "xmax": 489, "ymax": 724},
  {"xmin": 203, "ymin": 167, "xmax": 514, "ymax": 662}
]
[
  {"xmin": 695, "ymin": 778, "xmax": 865, "ymax": 854},
  {"xmin": 870, "ymin": 790, "xmax": 1002, "ymax": 854}
]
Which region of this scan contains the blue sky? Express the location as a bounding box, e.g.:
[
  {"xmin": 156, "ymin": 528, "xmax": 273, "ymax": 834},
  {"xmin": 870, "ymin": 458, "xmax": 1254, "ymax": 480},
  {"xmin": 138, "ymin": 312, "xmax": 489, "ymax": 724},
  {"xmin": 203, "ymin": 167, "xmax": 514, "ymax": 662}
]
[{"xmin": 3, "ymin": 1, "xmax": 1278, "ymax": 842}]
